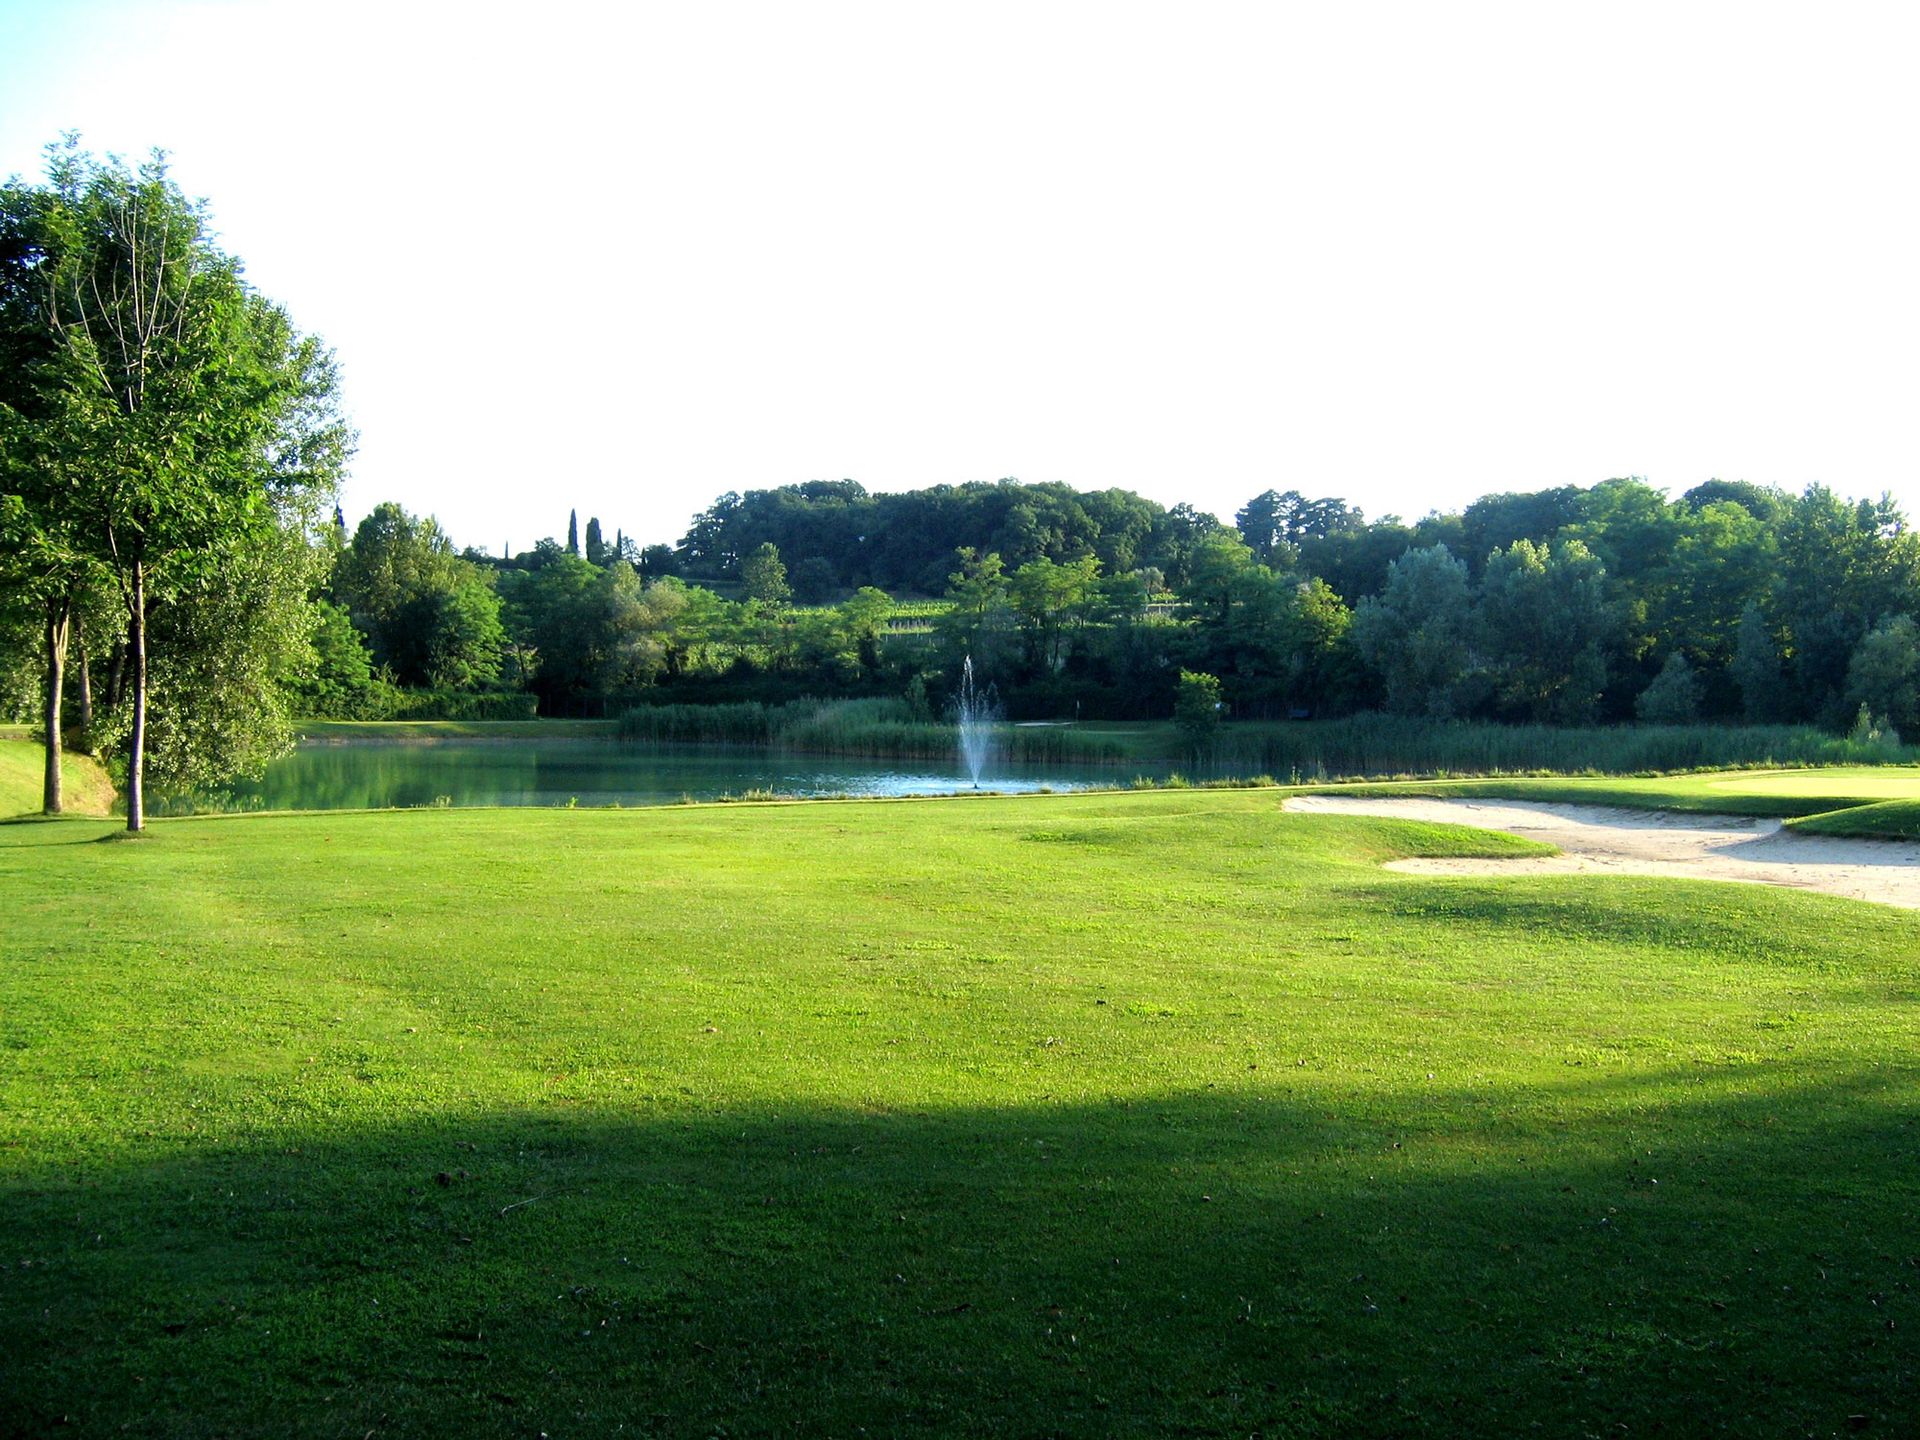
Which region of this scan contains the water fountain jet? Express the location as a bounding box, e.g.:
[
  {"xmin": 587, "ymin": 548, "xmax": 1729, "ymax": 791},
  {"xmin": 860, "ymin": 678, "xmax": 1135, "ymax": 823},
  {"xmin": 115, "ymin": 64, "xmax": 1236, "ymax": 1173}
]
[{"xmin": 956, "ymin": 656, "xmax": 1001, "ymax": 788}]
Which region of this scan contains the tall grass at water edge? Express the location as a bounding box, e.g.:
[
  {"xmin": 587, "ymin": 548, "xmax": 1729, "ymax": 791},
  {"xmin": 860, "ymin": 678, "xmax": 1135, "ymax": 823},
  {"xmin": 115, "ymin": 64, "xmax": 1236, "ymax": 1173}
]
[
  {"xmin": 621, "ymin": 701, "xmax": 1919, "ymax": 778},
  {"xmin": 616, "ymin": 697, "xmax": 1128, "ymax": 764}
]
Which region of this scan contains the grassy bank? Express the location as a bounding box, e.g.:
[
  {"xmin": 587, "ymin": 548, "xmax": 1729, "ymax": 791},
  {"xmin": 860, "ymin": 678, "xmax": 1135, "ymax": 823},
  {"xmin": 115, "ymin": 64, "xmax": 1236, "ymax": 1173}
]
[
  {"xmin": 3, "ymin": 792, "xmax": 1917, "ymax": 1435},
  {"xmin": 0, "ymin": 737, "xmax": 114, "ymax": 816}
]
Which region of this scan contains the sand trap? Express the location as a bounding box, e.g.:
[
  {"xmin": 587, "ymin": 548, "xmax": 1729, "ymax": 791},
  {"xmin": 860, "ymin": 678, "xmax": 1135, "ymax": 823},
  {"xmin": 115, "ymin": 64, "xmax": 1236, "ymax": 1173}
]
[{"xmin": 1284, "ymin": 794, "xmax": 1920, "ymax": 909}]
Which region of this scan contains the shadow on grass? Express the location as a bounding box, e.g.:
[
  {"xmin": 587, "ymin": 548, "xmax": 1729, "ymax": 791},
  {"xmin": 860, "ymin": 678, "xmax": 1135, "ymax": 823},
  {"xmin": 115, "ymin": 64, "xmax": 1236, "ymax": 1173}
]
[{"xmin": 3, "ymin": 1075, "xmax": 1916, "ymax": 1438}]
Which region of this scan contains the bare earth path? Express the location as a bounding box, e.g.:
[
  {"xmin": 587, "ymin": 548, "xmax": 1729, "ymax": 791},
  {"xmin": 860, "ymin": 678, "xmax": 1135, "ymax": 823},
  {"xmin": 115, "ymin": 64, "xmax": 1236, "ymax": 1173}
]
[{"xmin": 1284, "ymin": 794, "xmax": 1920, "ymax": 909}]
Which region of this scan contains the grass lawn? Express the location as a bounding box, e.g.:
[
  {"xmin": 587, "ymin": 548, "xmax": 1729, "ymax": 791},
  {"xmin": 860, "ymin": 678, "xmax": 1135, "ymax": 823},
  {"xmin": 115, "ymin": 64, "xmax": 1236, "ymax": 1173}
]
[
  {"xmin": 0, "ymin": 737, "xmax": 115, "ymax": 817},
  {"xmin": 1788, "ymin": 800, "xmax": 1920, "ymax": 842},
  {"xmin": 2, "ymin": 789, "xmax": 1917, "ymax": 1436},
  {"xmin": 1320, "ymin": 766, "xmax": 1920, "ymax": 821}
]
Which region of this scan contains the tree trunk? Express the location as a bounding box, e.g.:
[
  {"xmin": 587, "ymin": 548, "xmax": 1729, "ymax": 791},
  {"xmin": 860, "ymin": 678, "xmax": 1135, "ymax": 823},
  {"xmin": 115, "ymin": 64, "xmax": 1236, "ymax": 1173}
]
[
  {"xmin": 105, "ymin": 640, "xmax": 126, "ymax": 711},
  {"xmin": 42, "ymin": 595, "xmax": 72, "ymax": 815},
  {"xmin": 74, "ymin": 622, "xmax": 94, "ymax": 746},
  {"xmin": 126, "ymin": 559, "xmax": 147, "ymax": 833}
]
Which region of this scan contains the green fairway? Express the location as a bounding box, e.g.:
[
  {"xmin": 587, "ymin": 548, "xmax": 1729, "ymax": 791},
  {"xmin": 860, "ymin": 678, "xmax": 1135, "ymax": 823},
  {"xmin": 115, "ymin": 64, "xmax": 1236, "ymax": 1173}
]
[
  {"xmin": 1788, "ymin": 799, "xmax": 1920, "ymax": 842},
  {"xmin": 2, "ymin": 790, "xmax": 1917, "ymax": 1436},
  {"xmin": 1324, "ymin": 765, "xmax": 1920, "ymax": 821}
]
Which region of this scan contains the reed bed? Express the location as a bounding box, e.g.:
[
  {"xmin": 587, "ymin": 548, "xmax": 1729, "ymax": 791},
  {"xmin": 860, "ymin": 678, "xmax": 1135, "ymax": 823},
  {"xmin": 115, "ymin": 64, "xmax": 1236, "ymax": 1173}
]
[{"xmin": 617, "ymin": 697, "xmax": 1128, "ymax": 764}]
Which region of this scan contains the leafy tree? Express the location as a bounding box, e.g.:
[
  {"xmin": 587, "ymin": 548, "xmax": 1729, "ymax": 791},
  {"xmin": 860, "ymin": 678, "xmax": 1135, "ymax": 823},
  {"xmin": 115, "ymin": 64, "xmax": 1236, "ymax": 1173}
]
[
  {"xmin": 1650, "ymin": 499, "xmax": 1776, "ymax": 705},
  {"xmin": 1008, "ymin": 555, "xmax": 1101, "ymax": 672},
  {"xmin": 7, "ymin": 142, "xmax": 351, "ymax": 827},
  {"xmin": 1845, "ymin": 615, "xmax": 1920, "ymax": 734},
  {"xmin": 1351, "ymin": 545, "xmax": 1475, "ymax": 716},
  {"xmin": 938, "ymin": 549, "xmax": 1013, "ymax": 667},
  {"xmin": 1681, "ymin": 478, "xmax": 1785, "ymax": 521},
  {"xmin": 840, "ymin": 586, "xmax": 893, "ymax": 674},
  {"xmin": 1636, "ymin": 652, "xmax": 1702, "ymax": 725},
  {"xmin": 393, "ymin": 578, "xmax": 505, "ymax": 689},
  {"xmin": 500, "ymin": 553, "xmax": 601, "ymax": 707},
  {"xmin": 291, "ymin": 598, "xmax": 389, "ymax": 718},
  {"xmin": 1149, "ymin": 502, "xmax": 1222, "ymax": 591},
  {"xmin": 1474, "ymin": 539, "xmax": 1613, "ymax": 723},
  {"xmin": 1235, "ymin": 490, "xmax": 1356, "ymax": 567},
  {"xmin": 791, "ymin": 555, "xmax": 838, "ymax": 606},
  {"xmin": 638, "ymin": 543, "xmax": 677, "ymax": 580},
  {"xmin": 1731, "ymin": 604, "xmax": 1786, "ymax": 723},
  {"xmin": 1459, "ymin": 487, "xmax": 1584, "ymax": 573},
  {"xmin": 741, "ymin": 542, "xmax": 791, "ymax": 605},
  {"xmin": 1771, "ymin": 486, "xmax": 1920, "ymax": 724},
  {"xmin": 1173, "ymin": 669, "xmax": 1224, "ymax": 754},
  {"xmin": 335, "ymin": 503, "xmax": 500, "ymax": 688},
  {"xmin": 1182, "ymin": 530, "xmax": 1257, "ymax": 625},
  {"xmin": 121, "ymin": 513, "xmax": 332, "ymax": 792},
  {"xmin": 584, "ymin": 516, "xmax": 605, "ymax": 565}
]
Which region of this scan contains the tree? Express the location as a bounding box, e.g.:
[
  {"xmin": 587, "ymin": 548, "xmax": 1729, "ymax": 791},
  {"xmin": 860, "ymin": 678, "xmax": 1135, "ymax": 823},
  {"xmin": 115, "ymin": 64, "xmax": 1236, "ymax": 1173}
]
[
  {"xmin": 1731, "ymin": 603, "xmax": 1785, "ymax": 723},
  {"xmin": 1636, "ymin": 652, "xmax": 1702, "ymax": 725},
  {"xmin": 840, "ymin": 586, "xmax": 893, "ymax": 674},
  {"xmin": 7, "ymin": 142, "xmax": 351, "ymax": 828},
  {"xmin": 1173, "ymin": 669, "xmax": 1224, "ymax": 755},
  {"xmin": 1845, "ymin": 616, "xmax": 1920, "ymax": 735},
  {"xmin": 1473, "ymin": 539, "xmax": 1613, "ymax": 723},
  {"xmin": 1, "ymin": 169, "xmax": 110, "ymax": 811},
  {"xmin": 584, "ymin": 515, "xmax": 605, "ymax": 565},
  {"xmin": 791, "ymin": 555, "xmax": 838, "ymax": 606},
  {"xmin": 128, "ymin": 512, "xmax": 332, "ymax": 792},
  {"xmin": 938, "ymin": 548, "xmax": 1013, "ymax": 668},
  {"xmin": 741, "ymin": 542, "xmax": 791, "ymax": 605},
  {"xmin": 1008, "ymin": 555, "xmax": 1100, "ymax": 673},
  {"xmin": 292, "ymin": 598, "xmax": 390, "ymax": 718},
  {"xmin": 567, "ymin": 509, "xmax": 580, "ymax": 556},
  {"xmin": 1182, "ymin": 530, "xmax": 1257, "ymax": 625},
  {"xmin": 334, "ymin": 503, "xmax": 499, "ymax": 688},
  {"xmin": 1351, "ymin": 545, "xmax": 1475, "ymax": 716}
]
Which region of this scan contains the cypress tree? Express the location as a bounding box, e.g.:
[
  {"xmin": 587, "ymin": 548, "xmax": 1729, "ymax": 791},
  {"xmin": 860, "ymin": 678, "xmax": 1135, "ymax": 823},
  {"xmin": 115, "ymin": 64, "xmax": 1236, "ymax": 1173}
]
[
  {"xmin": 585, "ymin": 517, "xmax": 605, "ymax": 564},
  {"xmin": 566, "ymin": 509, "xmax": 579, "ymax": 556}
]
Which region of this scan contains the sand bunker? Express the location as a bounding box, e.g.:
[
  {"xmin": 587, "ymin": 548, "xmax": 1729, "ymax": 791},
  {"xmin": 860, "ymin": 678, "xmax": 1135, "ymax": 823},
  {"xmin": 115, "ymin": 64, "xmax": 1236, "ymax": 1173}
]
[{"xmin": 1284, "ymin": 794, "xmax": 1920, "ymax": 909}]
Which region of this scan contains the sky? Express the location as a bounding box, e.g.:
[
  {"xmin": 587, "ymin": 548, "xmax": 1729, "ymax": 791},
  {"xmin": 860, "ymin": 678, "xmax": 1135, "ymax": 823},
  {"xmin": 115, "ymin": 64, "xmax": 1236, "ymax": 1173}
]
[{"xmin": 3, "ymin": 0, "xmax": 1918, "ymax": 555}]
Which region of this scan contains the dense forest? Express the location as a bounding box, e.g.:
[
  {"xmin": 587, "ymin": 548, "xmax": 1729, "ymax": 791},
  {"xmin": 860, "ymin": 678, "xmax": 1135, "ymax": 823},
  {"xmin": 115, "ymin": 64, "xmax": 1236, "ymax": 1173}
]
[{"xmin": 25, "ymin": 471, "xmax": 1908, "ymax": 745}]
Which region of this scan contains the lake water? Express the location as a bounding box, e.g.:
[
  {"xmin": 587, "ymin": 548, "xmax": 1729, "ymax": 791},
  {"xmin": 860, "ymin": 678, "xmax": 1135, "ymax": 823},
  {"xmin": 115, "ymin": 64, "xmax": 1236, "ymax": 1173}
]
[{"xmin": 159, "ymin": 739, "xmax": 1156, "ymax": 813}]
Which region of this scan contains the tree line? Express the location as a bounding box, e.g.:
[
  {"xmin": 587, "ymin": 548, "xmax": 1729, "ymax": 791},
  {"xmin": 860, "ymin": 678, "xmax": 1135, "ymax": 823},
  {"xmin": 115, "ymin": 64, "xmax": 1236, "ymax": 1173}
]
[
  {"xmin": 8, "ymin": 145, "xmax": 1920, "ymax": 816},
  {"xmin": 302, "ymin": 471, "xmax": 1920, "ymax": 741}
]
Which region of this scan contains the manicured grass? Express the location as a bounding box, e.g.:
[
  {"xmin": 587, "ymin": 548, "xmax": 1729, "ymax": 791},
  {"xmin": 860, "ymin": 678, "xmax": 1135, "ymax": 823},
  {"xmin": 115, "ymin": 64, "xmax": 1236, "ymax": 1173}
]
[
  {"xmin": 1317, "ymin": 766, "xmax": 1920, "ymax": 820},
  {"xmin": 1788, "ymin": 799, "xmax": 1920, "ymax": 841},
  {"xmin": 0, "ymin": 737, "xmax": 114, "ymax": 817},
  {"xmin": 299, "ymin": 718, "xmax": 618, "ymax": 742},
  {"xmin": 2, "ymin": 791, "xmax": 1917, "ymax": 1436}
]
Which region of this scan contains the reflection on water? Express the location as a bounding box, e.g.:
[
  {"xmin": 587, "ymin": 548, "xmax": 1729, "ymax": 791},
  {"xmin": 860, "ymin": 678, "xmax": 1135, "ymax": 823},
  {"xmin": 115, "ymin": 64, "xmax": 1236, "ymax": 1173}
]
[{"xmin": 158, "ymin": 740, "xmax": 1154, "ymax": 814}]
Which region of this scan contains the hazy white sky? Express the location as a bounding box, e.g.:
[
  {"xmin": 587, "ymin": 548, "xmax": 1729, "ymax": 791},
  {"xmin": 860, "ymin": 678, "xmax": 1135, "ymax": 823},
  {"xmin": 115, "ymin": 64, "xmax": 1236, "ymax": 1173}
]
[{"xmin": 4, "ymin": 0, "xmax": 1918, "ymax": 553}]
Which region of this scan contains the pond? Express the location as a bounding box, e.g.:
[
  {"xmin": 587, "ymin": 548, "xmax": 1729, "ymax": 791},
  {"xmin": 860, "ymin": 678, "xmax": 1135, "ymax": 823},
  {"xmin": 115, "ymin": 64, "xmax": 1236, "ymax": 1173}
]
[{"xmin": 157, "ymin": 738, "xmax": 1161, "ymax": 813}]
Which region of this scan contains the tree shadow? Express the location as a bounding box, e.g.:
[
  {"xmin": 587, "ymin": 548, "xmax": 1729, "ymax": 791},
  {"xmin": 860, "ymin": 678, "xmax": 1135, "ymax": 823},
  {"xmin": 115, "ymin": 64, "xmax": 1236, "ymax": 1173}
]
[{"xmin": 4, "ymin": 1072, "xmax": 1916, "ymax": 1437}]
